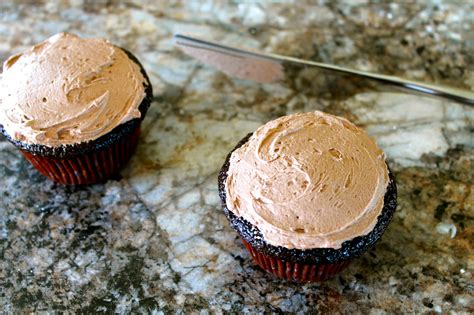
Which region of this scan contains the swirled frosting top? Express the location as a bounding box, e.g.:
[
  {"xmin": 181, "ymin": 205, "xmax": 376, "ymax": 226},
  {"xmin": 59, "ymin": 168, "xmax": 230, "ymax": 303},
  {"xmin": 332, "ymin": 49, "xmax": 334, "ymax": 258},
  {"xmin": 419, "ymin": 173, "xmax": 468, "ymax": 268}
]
[
  {"xmin": 0, "ymin": 33, "xmax": 146, "ymax": 147},
  {"xmin": 225, "ymin": 111, "xmax": 389, "ymax": 249}
]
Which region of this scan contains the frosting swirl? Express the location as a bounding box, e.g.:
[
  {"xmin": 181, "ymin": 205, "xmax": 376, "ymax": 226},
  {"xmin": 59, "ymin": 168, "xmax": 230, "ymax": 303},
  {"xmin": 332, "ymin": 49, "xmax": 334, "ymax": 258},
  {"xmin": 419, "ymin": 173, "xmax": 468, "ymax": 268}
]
[
  {"xmin": 225, "ymin": 111, "xmax": 389, "ymax": 249},
  {"xmin": 0, "ymin": 33, "xmax": 146, "ymax": 147}
]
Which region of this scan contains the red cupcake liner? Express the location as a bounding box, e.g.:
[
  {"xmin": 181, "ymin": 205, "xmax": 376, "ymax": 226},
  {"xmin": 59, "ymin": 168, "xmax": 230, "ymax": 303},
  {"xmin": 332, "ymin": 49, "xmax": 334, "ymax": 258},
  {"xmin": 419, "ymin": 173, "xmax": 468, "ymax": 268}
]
[
  {"xmin": 20, "ymin": 125, "xmax": 141, "ymax": 185},
  {"xmin": 242, "ymin": 239, "xmax": 350, "ymax": 282}
]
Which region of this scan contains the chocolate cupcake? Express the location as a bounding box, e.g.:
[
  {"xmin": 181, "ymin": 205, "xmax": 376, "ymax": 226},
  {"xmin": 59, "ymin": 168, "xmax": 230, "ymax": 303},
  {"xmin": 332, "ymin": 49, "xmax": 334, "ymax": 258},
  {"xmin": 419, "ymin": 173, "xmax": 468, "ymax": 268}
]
[
  {"xmin": 0, "ymin": 33, "xmax": 152, "ymax": 185},
  {"xmin": 218, "ymin": 111, "xmax": 397, "ymax": 282}
]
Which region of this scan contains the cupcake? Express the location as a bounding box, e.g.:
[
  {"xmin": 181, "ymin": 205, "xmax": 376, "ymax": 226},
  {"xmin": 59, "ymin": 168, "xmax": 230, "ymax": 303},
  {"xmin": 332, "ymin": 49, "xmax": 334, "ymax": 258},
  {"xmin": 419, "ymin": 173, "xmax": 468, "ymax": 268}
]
[
  {"xmin": 0, "ymin": 33, "xmax": 152, "ymax": 185},
  {"xmin": 218, "ymin": 111, "xmax": 397, "ymax": 282}
]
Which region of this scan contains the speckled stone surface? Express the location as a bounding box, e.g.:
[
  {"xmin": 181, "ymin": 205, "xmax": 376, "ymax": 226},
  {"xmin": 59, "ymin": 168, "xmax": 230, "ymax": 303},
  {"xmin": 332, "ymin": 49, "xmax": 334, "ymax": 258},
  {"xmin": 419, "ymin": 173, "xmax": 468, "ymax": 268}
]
[{"xmin": 0, "ymin": 1, "xmax": 473, "ymax": 313}]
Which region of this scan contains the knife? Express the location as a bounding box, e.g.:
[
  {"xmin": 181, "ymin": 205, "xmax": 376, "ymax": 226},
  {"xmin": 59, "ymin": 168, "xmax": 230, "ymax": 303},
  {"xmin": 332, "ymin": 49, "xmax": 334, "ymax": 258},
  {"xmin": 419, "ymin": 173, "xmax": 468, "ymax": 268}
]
[{"xmin": 173, "ymin": 34, "xmax": 474, "ymax": 106}]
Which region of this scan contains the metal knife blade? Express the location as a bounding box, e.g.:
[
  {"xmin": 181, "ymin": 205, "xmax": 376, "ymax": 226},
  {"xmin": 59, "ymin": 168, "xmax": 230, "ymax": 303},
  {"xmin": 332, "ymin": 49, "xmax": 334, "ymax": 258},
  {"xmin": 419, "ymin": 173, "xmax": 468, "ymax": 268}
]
[{"xmin": 174, "ymin": 34, "xmax": 474, "ymax": 106}]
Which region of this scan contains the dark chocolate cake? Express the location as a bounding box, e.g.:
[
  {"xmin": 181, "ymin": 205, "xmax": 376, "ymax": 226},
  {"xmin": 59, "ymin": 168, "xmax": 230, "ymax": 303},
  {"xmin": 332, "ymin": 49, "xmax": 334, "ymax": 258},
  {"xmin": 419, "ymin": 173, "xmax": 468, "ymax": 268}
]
[
  {"xmin": 0, "ymin": 49, "xmax": 152, "ymax": 159},
  {"xmin": 218, "ymin": 133, "xmax": 398, "ymax": 265}
]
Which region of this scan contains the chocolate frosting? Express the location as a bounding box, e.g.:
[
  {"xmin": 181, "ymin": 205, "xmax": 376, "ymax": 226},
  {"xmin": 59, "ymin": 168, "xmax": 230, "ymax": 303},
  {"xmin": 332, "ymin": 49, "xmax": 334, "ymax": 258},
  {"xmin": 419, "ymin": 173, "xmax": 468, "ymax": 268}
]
[
  {"xmin": 225, "ymin": 111, "xmax": 389, "ymax": 249},
  {"xmin": 0, "ymin": 33, "xmax": 146, "ymax": 147}
]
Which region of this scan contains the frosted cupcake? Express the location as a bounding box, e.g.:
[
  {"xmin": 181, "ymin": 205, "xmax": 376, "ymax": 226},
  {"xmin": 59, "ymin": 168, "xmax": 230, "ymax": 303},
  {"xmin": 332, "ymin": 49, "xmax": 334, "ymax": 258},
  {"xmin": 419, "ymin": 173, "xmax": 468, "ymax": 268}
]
[
  {"xmin": 218, "ymin": 111, "xmax": 397, "ymax": 282},
  {"xmin": 0, "ymin": 33, "xmax": 152, "ymax": 185}
]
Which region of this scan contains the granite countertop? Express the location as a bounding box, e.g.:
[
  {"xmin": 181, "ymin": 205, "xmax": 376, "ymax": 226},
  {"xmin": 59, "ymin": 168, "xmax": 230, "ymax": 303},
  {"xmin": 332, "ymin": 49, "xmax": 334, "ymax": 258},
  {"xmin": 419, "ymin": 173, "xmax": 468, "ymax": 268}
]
[{"xmin": 0, "ymin": 1, "xmax": 473, "ymax": 313}]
